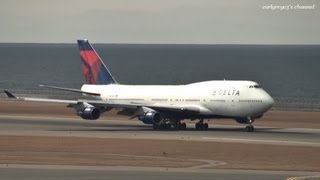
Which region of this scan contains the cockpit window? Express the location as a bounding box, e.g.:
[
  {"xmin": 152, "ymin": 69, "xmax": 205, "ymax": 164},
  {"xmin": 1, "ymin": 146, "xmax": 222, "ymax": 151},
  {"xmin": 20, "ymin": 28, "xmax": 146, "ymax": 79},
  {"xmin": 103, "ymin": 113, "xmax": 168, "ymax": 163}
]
[{"xmin": 249, "ymin": 85, "xmax": 261, "ymax": 88}]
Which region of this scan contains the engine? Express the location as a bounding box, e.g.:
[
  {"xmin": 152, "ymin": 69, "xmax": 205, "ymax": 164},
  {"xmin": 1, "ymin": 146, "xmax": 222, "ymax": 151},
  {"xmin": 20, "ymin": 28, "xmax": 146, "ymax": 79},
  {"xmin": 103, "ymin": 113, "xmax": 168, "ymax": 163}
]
[
  {"xmin": 235, "ymin": 114, "xmax": 263, "ymax": 124},
  {"xmin": 235, "ymin": 118, "xmax": 253, "ymax": 124},
  {"xmin": 138, "ymin": 111, "xmax": 163, "ymax": 125},
  {"xmin": 78, "ymin": 106, "xmax": 101, "ymax": 120}
]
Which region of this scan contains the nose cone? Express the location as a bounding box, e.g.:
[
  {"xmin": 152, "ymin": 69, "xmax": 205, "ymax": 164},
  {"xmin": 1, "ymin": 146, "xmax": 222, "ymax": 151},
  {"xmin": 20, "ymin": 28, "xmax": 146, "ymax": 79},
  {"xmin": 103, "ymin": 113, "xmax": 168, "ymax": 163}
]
[
  {"xmin": 264, "ymin": 92, "xmax": 274, "ymax": 111},
  {"xmin": 267, "ymin": 95, "xmax": 274, "ymax": 108}
]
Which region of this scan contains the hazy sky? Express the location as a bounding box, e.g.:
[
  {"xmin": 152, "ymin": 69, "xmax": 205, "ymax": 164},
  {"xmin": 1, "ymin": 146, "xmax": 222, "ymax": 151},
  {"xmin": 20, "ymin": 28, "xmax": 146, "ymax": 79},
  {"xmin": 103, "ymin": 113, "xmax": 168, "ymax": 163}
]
[{"xmin": 0, "ymin": 0, "xmax": 319, "ymax": 44}]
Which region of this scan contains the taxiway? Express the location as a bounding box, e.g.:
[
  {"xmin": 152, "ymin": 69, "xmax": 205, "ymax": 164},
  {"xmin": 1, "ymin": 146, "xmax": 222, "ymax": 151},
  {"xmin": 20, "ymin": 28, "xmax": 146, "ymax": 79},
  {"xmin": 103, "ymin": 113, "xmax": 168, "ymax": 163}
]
[{"xmin": 0, "ymin": 101, "xmax": 319, "ymax": 179}]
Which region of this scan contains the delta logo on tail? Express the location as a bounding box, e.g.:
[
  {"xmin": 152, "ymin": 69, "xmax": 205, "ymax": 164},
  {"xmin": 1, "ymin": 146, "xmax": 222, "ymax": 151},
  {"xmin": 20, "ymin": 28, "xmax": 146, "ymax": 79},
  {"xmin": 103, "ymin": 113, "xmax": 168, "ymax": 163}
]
[{"xmin": 77, "ymin": 40, "xmax": 117, "ymax": 85}]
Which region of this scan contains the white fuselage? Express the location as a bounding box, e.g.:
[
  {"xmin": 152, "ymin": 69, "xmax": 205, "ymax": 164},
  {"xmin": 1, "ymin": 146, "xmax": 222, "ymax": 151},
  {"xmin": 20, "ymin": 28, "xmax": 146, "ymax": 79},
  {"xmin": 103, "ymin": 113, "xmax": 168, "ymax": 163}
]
[{"xmin": 81, "ymin": 80, "xmax": 274, "ymax": 119}]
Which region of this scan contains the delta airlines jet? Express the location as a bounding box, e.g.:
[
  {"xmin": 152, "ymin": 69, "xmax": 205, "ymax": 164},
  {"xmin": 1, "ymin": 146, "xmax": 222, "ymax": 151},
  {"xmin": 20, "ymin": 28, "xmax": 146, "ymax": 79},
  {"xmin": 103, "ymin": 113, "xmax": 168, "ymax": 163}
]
[{"xmin": 4, "ymin": 40, "xmax": 274, "ymax": 132}]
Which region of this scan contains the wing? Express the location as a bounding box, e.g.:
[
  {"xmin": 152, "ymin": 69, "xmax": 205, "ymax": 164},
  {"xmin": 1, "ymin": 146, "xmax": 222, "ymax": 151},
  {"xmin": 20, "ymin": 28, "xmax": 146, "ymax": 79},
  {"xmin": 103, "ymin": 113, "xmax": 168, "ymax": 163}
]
[
  {"xmin": 39, "ymin": 85, "xmax": 100, "ymax": 96},
  {"xmin": 4, "ymin": 90, "xmax": 78, "ymax": 104},
  {"xmin": 78, "ymin": 99, "xmax": 202, "ymax": 114},
  {"xmin": 3, "ymin": 90, "xmax": 202, "ymax": 115}
]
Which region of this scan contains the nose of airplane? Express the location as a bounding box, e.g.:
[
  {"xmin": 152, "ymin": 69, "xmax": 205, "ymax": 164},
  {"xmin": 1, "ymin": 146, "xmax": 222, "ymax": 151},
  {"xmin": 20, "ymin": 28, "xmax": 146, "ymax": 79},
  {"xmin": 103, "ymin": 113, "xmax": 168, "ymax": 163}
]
[{"xmin": 264, "ymin": 92, "xmax": 274, "ymax": 110}]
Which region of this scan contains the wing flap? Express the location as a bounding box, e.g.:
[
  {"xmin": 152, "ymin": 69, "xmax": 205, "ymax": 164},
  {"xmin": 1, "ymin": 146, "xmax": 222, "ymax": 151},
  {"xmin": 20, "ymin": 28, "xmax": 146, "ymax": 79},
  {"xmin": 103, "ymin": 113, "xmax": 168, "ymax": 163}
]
[
  {"xmin": 22, "ymin": 97, "xmax": 78, "ymax": 104},
  {"xmin": 77, "ymin": 99, "xmax": 201, "ymax": 113},
  {"xmin": 3, "ymin": 90, "xmax": 203, "ymax": 114}
]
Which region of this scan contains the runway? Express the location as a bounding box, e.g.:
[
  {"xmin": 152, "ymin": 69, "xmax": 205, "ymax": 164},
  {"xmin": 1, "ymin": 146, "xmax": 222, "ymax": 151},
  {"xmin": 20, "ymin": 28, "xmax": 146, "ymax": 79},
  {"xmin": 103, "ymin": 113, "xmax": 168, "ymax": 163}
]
[
  {"xmin": 1, "ymin": 165, "xmax": 319, "ymax": 180},
  {"xmin": 0, "ymin": 102, "xmax": 320, "ymax": 180},
  {"xmin": 0, "ymin": 115, "xmax": 319, "ymax": 147}
]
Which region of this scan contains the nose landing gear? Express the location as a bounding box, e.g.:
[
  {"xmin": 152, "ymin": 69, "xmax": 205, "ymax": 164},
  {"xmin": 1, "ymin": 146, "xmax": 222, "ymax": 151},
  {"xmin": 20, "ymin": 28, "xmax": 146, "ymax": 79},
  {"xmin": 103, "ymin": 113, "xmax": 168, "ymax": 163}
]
[
  {"xmin": 246, "ymin": 125, "xmax": 254, "ymax": 132},
  {"xmin": 245, "ymin": 118, "xmax": 255, "ymax": 132}
]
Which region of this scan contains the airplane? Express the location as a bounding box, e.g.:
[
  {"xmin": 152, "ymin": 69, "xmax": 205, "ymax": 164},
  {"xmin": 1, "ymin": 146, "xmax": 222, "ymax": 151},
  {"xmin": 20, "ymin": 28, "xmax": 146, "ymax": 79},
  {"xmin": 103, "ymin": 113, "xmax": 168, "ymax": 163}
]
[{"xmin": 4, "ymin": 39, "xmax": 274, "ymax": 132}]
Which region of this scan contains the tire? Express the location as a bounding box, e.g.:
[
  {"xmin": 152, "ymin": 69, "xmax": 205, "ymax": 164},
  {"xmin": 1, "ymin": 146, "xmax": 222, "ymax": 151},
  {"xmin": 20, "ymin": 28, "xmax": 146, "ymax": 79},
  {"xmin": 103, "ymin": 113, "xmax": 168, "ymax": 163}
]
[
  {"xmin": 246, "ymin": 126, "xmax": 254, "ymax": 132},
  {"xmin": 204, "ymin": 123, "xmax": 209, "ymax": 130},
  {"xmin": 181, "ymin": 123, "xmax": 187, "ymax": 130},
  {"xmin": 153, "ymin": 124, "xmax": 159, "ymax": 130},
  {"xmin": 195, "ymin": 123, "xmax": 200, "ymax": 130}
]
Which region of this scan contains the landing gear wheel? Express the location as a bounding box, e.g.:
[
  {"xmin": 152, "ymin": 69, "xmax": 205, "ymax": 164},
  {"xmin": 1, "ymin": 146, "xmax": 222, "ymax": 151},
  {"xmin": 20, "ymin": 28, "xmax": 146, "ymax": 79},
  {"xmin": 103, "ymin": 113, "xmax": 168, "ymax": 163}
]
[
  {"xmin": 195, "ymin": 123, "xmax": 201, "ymax": 130},
  {"xmin": 153, "ymin": 124, "xmax": 171, "ymax": 130},
  {"xmin": 159, "ymin": 124, "xmax": 165, "ymax": 130},
  {"xmin": 246, "ymin": 125, "xmax": 254, "ymax": 132},
  {"xmin": 180, "ymin": 123, "xmax": 187, "ymax": 130},
  {"xmin": 173, "ymin": 122, "xmax": 186, "ymax": 130},
  {"xmin": 153, "ymin": 124, "xmax": 159, "ymax": 130},
  {"xmin": 203, "ymin": 123, "xmax": 209, "ymax": 130},
  {"xmin": 195, "ymin": 122, "xmax": 208, "ymax": 130}
]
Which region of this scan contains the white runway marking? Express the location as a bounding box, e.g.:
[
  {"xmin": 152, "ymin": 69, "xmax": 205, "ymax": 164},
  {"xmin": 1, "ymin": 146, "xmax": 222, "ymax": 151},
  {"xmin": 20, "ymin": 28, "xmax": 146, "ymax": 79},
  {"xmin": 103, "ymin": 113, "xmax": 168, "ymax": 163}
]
[
  {"xmin": 286, "ymin": 176, "xmax": 320, "ymax": 180},
  {"xmin": 201, "ymin": 137, "xmax": 320, "ymax": 147}
]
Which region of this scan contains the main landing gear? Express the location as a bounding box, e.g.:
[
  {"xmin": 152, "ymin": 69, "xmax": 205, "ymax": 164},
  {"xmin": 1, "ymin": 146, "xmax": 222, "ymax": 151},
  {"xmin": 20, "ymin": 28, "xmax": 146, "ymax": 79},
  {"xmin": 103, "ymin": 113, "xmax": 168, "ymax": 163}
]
[
  {"xmin": 195, "ymin": 119, "xmax": 209, "ymax": 130},
  {"xmin": 173, "ymin": 122, "xmax": 187, "ymax": 130},
  {"xmin": 153, "ymin": 123, "xmax": 171, "ymax": 130},
  {"xmin": 153, "ymin": 121, "xmax": 186, "ymax": 130}
]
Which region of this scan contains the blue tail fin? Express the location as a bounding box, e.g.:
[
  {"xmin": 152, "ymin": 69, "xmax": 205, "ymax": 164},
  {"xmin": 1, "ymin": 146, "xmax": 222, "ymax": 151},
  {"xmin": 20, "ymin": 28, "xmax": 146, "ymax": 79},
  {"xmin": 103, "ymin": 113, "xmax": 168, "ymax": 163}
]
[{"xmin": 77, "ymin": 39, "xmax": 117, "ymax": 85}]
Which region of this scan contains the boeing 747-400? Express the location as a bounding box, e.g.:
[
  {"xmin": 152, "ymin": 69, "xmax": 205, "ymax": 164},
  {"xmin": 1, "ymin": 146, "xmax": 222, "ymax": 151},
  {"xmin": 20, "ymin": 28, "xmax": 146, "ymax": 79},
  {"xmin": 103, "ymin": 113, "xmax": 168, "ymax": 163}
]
[{"xmin": 4, "ymin": 40, "xmax": 274, "ymax": 132}]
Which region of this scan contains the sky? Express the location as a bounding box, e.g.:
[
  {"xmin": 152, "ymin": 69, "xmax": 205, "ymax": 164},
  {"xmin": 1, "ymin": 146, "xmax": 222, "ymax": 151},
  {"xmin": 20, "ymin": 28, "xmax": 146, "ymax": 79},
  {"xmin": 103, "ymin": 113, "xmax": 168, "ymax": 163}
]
[{"xmin": 0, "ymin": 0, "xmax": 319, "ymax": 44}]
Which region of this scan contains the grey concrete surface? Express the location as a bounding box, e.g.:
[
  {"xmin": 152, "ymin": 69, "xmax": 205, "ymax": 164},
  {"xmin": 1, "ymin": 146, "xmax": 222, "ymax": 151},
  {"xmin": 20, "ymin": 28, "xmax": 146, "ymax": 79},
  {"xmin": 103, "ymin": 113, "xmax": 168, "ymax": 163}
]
[
  {"xmin": 1, "ymin": 165, "xmax": 319, "ymax": 180},
  {"xmin": 1, "ymin": 115, "xmax": 320, "ymax": 180},
  {"xmin": 0, "ymin": 115, "xmax": 319, "ymax": 147}
]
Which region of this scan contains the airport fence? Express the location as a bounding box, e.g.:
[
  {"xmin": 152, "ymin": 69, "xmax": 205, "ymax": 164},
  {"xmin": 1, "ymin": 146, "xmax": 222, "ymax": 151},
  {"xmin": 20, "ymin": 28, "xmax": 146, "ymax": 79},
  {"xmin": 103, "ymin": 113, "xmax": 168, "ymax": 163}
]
[
  {"xmin": 271, "ymin": 97, "xmax": 320, "ymax": 112},
  {"xmin": 0, "ymin": 89, "xmax": 320, "ymax": 112}
]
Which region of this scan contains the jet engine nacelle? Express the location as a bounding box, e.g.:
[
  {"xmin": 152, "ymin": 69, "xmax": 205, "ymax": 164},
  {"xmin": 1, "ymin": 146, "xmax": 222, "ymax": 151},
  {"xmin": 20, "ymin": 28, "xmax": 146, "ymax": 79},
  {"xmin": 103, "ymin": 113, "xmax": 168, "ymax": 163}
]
[
  {"xmin": 138, "ymin": 111, "xmax": 163, "ymax": 125},
  {"xmin": 235, "ymin": 114, "xmax": 263, "ymax": 124},
  {"xmin": 78, "ymin": 106, "xmax": 101, "ymax": 120},
  {"xmin": 235, "ymin": 118, "xmax": 254, "ymax": 124}
]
